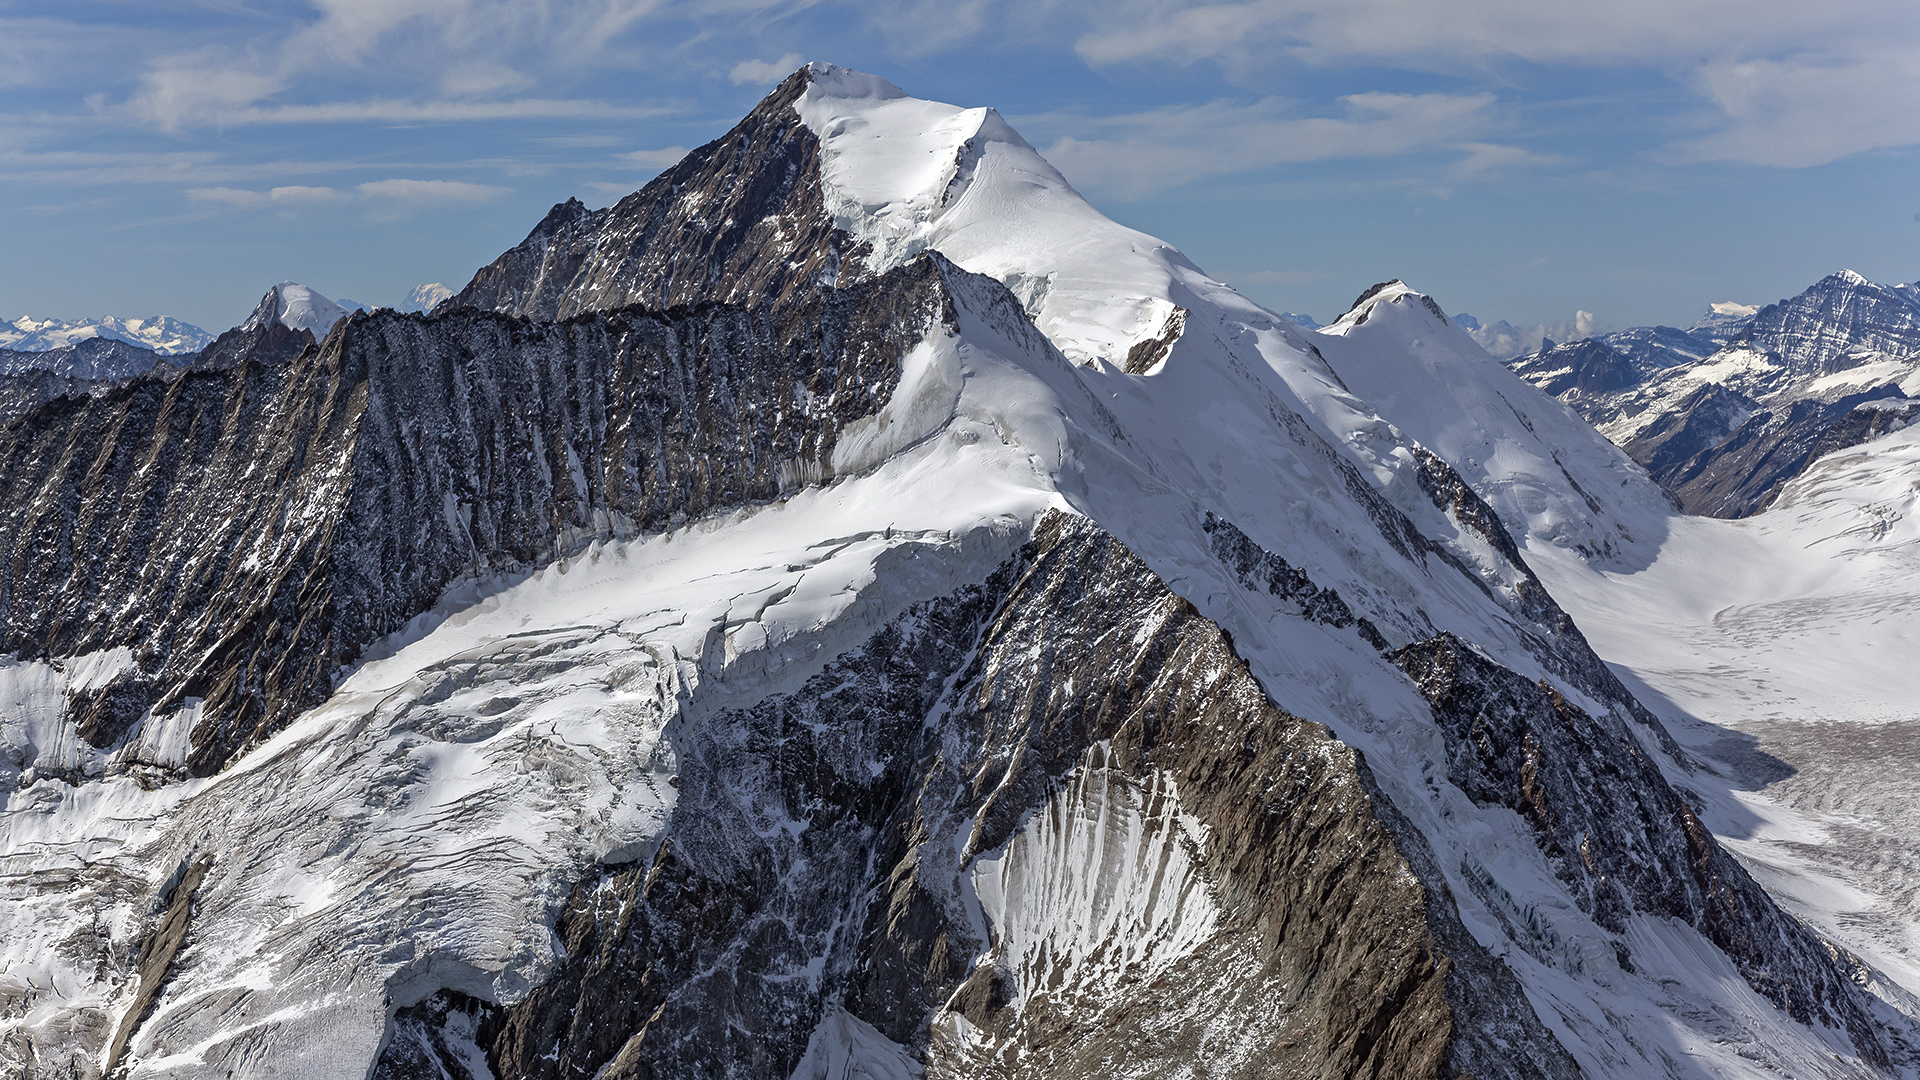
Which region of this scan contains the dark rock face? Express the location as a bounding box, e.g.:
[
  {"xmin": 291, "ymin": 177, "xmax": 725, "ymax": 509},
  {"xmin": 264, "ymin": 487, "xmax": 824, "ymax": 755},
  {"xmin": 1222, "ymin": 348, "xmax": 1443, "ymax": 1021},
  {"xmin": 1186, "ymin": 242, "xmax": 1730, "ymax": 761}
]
[
  {"xmin": 1396, "ymin": 635, "xmax": 1892, "ymax": 1067},
  {"xmin": 0, "ymin": 257, "xmax": 951, "ymax": 776},
  {"xmin": 0, "ymin": 367, "xmax": 94, "ymax": 429},
  {"xmin": 1736, "ymin": 270, "xmax": 1920, "ymax": 376},
  {"xmin": 371, "ymin": 991, "xmax": 495, "ymax": 1080},
  {"xmin": 1630, "ymin": 385, "xmax": 1912, "ymax": 517},
  {"xmin": 1203, "ymin": 510, "xmax": 1389, "ymax": 649},
  {"xmin": 1508, "ymin": 338, "xmax": 1641, "ymax": 397},
  {"xmin": 0, "ymin": 337, "xmax": 163, "ymax": 382},
  {"xmin": 183, "ymin": 293, "xmax": 317, "ymax": 372},
  {"xmin": 1599, "ymin": 324, "xmax": 1719, "ymax": 368},
  {"xmin": 455, "ymin": 513, "xmax": 1578, "ymax": 1080},
  {"xmin": 103, "ymin": 854, "xmax": 213, "ymax": 1077},
  {"xmin": 447, "ymin": 68, "xmax": 865, "ymax": 321}
]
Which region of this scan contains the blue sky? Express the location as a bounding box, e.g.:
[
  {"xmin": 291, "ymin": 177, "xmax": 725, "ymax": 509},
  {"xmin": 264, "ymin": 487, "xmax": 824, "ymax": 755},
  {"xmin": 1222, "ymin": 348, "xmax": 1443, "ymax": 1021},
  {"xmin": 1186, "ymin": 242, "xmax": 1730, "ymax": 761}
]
[{"xmin": 3, "ymin": 0, "xmax": 1916, "ymax": 335}]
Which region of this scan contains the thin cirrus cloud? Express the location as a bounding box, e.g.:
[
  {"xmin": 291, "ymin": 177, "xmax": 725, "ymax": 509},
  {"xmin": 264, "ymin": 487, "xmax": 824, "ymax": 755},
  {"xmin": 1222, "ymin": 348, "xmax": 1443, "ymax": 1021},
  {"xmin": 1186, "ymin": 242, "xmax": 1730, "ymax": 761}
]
[
  {"xmin": 1065, "ymin": 0, "xmax": 1920, "ymax": 169},
  {"xmin": 730, "ymin": 53, "xmax": 805, "ymax": 85},
  {"xmin": 1030, "ymin": 92, "xmax": 1526, "ymax": 199},
  {"xmin": 186, "ymin": 178, "xmax": 507, "ymax": 214}
]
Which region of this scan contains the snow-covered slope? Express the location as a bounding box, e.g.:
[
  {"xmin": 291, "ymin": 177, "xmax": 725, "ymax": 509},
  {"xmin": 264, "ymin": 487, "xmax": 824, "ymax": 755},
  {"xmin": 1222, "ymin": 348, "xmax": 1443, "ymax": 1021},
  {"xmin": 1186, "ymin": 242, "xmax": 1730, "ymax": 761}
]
[
  {"xmin": 1, "ymin": 63, "xmax": 1911, "ymax": 1080},
  {"xmin": 245, "ymin": 282, "xmax": 352, "ymax": 339},
  {"xmin": 0, "ymin": 314, "xmax": 210, "ymax": 355},
  {"xmin": 1526, "ymin": 423, "xmax": 1920, "ymax": 1020},
  {"xmin": 1311, "ymin": 280, "xmax": 1675, "ymax": 563}
]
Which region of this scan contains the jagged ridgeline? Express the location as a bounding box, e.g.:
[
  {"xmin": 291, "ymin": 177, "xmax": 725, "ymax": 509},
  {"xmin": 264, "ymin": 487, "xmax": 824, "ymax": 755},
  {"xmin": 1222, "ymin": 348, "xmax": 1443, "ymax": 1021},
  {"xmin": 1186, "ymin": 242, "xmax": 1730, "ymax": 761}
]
[
  {"xmin": 2, "ymin": 63, "xmax": 1912, "ymax": 1080},
  {"xmin": 0, "ymin": 256, "xmax": 946, "ymax": 777}
]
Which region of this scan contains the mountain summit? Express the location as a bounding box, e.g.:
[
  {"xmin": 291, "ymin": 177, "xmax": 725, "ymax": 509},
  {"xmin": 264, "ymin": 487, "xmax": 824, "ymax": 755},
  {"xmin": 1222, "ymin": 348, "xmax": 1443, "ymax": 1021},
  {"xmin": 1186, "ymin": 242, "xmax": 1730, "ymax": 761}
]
[{"xmin": 0, "ymin": 64, "xmax": 1909, "ymax": 1080}]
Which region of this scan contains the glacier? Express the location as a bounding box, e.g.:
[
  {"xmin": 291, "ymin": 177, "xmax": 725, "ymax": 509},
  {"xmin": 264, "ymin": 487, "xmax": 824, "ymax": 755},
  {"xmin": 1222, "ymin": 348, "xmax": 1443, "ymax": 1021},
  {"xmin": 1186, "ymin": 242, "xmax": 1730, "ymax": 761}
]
[{"xmin": 0, "ymin": 62, "xmax": 1914, "ymax": 1080}]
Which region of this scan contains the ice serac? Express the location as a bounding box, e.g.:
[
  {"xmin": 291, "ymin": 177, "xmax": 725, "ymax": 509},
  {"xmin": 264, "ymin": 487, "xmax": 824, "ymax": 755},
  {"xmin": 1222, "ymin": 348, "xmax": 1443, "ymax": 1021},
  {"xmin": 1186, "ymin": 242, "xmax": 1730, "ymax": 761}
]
[{"xmin": 2, "ymin": 63, "xmax": 1912, "ymax": 1080}]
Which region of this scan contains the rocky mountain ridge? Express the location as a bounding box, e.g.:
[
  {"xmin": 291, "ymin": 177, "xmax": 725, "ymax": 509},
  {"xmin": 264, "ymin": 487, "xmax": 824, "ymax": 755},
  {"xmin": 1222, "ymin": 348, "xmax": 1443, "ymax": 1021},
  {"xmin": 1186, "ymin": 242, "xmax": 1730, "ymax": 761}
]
[
  {"xmin": 0, "ymin": 63, "xmax": 1912, "ymax": 1080},
  {"xmin": 1510, "ymin": 269, "xmax": 1920, "ymax": 516}
]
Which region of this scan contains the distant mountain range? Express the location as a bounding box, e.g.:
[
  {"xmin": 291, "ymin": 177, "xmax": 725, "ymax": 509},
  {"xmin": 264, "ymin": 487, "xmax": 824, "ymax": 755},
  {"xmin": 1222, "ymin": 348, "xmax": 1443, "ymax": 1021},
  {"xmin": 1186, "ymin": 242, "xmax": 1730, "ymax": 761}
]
[
  {"xmin": 0, "ymin": 314, "xmax": 212, "ymax": 355},
  {"xmin": 1, "ymin": 282, "xmax": 452, "ymax": 363},
  {"xmin": 1507, "ymin": 269, "xmax": 1920, "ymax": 516}
]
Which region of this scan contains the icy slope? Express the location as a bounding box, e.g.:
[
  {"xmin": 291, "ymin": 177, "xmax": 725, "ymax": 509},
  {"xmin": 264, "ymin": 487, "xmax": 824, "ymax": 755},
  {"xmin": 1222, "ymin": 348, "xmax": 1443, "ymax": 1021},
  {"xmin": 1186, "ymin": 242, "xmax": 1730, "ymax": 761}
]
[
  {"xmin": 794, "ymin": 66, "xmax": 1670, "ymax": 569},
  {"xmin": 3, "ymin": 63, "xmax": 1911, "ymax": 1080},
  {"xmin": 1311, "ymin": 280, "xmax": 1676, "ymax": 564},
  {"xmin": 1526, "ymin": 425, "xmax": 1920, "ymax": 1000}
]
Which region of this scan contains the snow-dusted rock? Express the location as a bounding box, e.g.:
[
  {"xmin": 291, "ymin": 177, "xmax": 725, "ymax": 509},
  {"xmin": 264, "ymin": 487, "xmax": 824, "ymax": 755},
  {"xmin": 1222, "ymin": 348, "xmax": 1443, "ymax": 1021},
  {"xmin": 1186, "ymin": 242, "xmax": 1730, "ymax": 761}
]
[{"xmin": 0, "ymin": 63, "xmax": 1911, "ymax": 1080}]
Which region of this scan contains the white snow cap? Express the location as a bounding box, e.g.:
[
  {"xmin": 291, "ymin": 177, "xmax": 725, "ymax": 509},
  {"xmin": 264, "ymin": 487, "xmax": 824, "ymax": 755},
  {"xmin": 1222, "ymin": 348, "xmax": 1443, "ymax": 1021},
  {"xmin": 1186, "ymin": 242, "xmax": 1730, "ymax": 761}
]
[
  {"xmin": 248, "ymin": 282, "xmax": 351, "ymax": 338},
  {"xmin": 404, "ymin": 282, "xmax": 453, "ymax": 314}
]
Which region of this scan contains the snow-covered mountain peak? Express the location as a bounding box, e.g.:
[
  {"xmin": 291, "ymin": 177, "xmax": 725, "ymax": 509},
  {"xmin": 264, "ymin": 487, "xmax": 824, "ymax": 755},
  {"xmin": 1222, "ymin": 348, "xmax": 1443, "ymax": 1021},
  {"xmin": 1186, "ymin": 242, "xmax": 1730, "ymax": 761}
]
[
  {"xmin": 1320, "ymin": 279, "xmax": 1452, "ymax": 333},
  {"xmin": 243, "ymin": 282, "xmax": 352, "ymax": 339},
  {"xmin": 1309, "ymin": 278, "xmax": 1674, "ymax": 562},
  {"xmin": 403, "ymin": 282, "xmax": 453, "ymax": 314},
  {"xmin": 800, "ymin": 61, "xmax": 908, "ymax": 102},
  {"xmin": 794, "ymin": 65, "xmax": 1291, "ymax": 372},
  {"xmin": 0, "ymin": 313, "xmax": 211, "ymax": 355}
]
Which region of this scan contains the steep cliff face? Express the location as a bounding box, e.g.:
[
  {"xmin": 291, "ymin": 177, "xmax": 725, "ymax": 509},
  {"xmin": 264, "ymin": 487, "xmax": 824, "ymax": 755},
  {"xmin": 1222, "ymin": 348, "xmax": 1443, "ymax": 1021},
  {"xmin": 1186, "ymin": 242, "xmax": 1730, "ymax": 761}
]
[
  {"xmin": 1736, "ymin": 270, "xmax": 1920, "ymax": 376},
  {"xmin": 414, "ymin": 513, "xmax": 1577, "ymax": 1080},
  {"xmin": 0, "ymin": 258, "xmax": 947, "ymax": 776},
  {"xmin": 447, "ymin": 69, "xmax": 862, "ymax": 321},
  {"xmin": 1396, "ymin": 635, "xmax": 1890, "ymax": 1065}
]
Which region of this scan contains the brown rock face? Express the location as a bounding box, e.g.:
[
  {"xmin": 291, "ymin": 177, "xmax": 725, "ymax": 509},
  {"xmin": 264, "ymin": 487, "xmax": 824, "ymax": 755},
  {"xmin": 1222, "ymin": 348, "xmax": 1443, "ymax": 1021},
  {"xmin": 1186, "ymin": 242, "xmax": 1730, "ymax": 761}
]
[
  {"xmin": 451, "ymin": 514, "xmax": 1578, "ymax": 1080},
  {"xmin": 446, "ymin": 68, "xmax": 866, "ymax": 321}
]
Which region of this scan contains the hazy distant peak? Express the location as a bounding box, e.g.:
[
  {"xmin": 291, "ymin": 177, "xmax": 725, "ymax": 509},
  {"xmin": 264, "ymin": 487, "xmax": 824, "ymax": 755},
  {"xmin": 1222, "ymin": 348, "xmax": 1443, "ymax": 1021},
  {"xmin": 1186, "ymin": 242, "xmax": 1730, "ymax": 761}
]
[
  {"xmin": 403, "ymin": 283, "xmax": 454, "ymax": 314},
  {"xmin": 244, "ymin": 282, "xmax": 351, "ymax": 339}
]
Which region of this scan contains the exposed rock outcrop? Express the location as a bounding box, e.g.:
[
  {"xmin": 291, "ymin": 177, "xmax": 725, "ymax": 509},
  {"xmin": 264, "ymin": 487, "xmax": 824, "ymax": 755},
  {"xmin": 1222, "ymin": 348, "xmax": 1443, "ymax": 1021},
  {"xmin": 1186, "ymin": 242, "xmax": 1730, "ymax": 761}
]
[
  {"xmin": 449, "ymin": 513, "xmax": 1579, "ymax": 1080},
  {"xmin": 0, "ymin": 257, "xmax": 951, "ymax": 775}
]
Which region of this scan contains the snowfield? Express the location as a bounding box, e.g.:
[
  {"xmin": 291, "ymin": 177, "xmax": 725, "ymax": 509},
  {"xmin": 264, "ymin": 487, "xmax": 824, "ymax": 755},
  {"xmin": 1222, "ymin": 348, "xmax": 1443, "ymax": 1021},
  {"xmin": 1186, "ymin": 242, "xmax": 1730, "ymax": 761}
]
[
  {"xmin": 1528, "ymin": 424, "xmax": 1920, "ymax": 1003},
  {"xmin": 2, "ymin": 62, "xmax": 1916, "ymax": 1080}
]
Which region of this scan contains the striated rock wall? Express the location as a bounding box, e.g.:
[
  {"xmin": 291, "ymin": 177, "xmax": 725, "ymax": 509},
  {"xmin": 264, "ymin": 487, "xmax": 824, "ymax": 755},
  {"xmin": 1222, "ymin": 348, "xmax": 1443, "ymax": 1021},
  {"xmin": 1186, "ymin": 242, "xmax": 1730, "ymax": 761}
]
[
  {"xmin": 0, "ymin": 258, "xmax": 951, "ymax": 776},
  {"xmin": 1396, "ymin": 634, "xmax": 1893, "ymax": 1066},
  {"xmin": 447, "ymin": 68, "xmax": 865, "ymax": 321},
  {"xmin": 444, "ymin": 513, "xmax": 1580, "ymax": 1080}
]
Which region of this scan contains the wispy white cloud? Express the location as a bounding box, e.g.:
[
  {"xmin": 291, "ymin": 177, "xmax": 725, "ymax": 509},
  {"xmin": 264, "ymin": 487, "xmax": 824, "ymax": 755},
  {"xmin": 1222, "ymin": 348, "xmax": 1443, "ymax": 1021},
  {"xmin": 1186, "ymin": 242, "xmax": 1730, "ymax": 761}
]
[
  {"xmin": 1666, "ymin": 45, "xmax": 1920, "ymax": 166},
  {"xmin": 1065, "ymin": 0, "xmax": 1920, "ymax": 167},
  {"xmin": 136, "ymin": 94, "xmax": 674, "ymax": 128},
  {"xmin": 1032, "ymin": 92, "xmax": 1506, "ymax": 198},
  {"xmin": 619, "ymin": 146, "xmax": 691, "ymax": 169},
  {"xmin": 185, "ymin": 177, "xmax": 507, "ymax": 218},
  {"xmin": 357, "ymin": 178, "xmax": 507, "ymax": 203},
  {"xmin": 729, "ymin": 53, "xmax": 804, "ymax": 85},
  {"xmin": 272, "ymin": 185, "xmax": 349, "ymax": 203}
]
